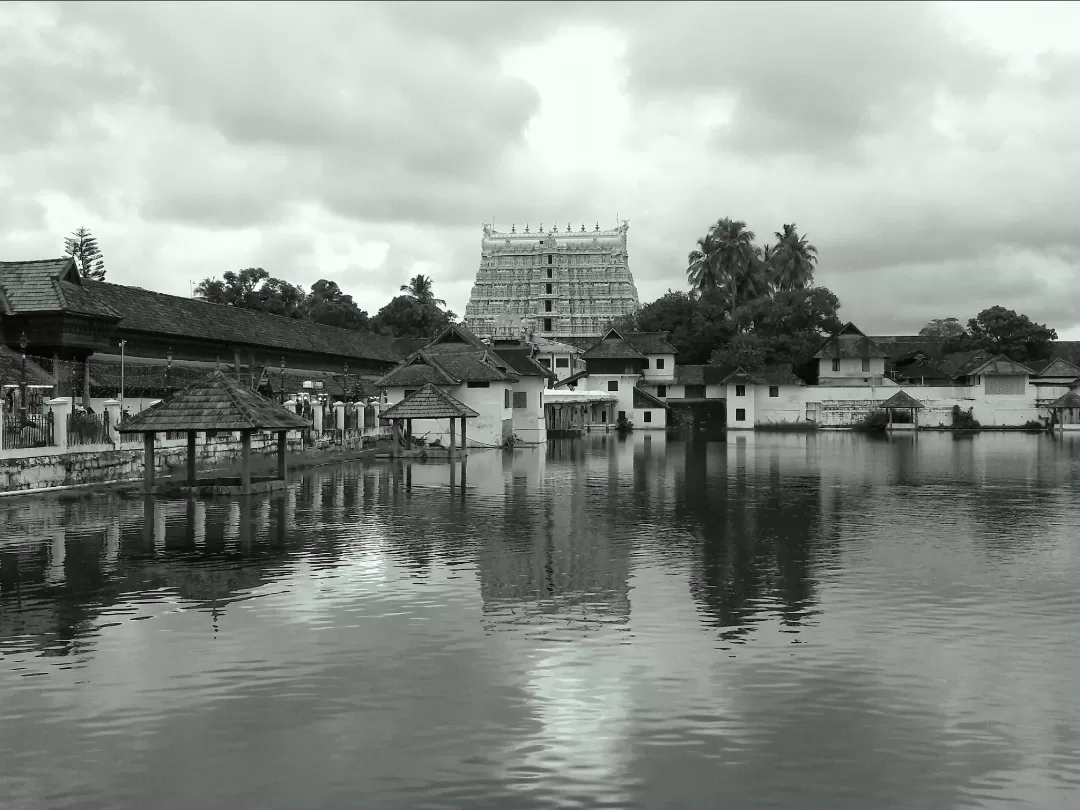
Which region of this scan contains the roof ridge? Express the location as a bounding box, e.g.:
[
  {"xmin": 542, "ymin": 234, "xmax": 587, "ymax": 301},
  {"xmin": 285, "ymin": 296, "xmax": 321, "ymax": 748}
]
[{"xmin": 217, "ymin": 371, "xmax": 261, "ymax": 428}]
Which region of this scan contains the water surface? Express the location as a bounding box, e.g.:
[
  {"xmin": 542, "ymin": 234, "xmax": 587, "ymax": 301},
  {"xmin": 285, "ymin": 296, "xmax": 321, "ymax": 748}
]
[{"xmin": 3, "ymin": 431, "xmax": 1080, "ymax": 809}]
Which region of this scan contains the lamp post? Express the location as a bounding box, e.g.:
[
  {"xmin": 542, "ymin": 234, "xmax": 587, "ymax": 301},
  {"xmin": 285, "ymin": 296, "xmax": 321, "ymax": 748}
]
[
  {"xmin": 280, "ymin": 357, "xmax": 286, "ymax": 404},
  {"xmin": 18, "ymin": 331, "xmax": 28, "ymax": 424},
  {"xmin": 343, "ymin": 362, "xmax": 349, "ymax": 401},
  {"xmin": 166, "ymin": 346, "xmax": 173, "ymax": 395},
  {"xmin": 119, "ymin": 339, "xmax": 126, "ymax": 417}
]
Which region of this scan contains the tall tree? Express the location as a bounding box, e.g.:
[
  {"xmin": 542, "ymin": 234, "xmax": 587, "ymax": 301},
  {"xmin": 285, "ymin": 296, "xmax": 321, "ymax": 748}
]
[
  {"xmin": 686, "ymin": 218, "xmax": 762, "ymax": 312},
  {"xmin": 768, "ymin": 223, "xmax": 817, "ymax": 291},
  {"xmin": 618, "ymin": 290, "xmax": 736, "ymax": 364},
  {"xmin": 305, "ymin": 279, "xmax": 370, "ymax": 330},
  {"xmin": 399, "ymin": 274, "xmax": 446, "ymax": 307},
  {"xmin": 917, "ymin": 318, "xmax": 966, "ymax": 340},
  {"xmin": 63, "ymin": 227, "xmax": 106, "ymax": 280},
  {"xmin": 966, "ymin": 306, "xmax": 1057, "ymax": 362},
  {"xmin": 372, "ymin": 295, "xmax": 452, "ymax": 339}
]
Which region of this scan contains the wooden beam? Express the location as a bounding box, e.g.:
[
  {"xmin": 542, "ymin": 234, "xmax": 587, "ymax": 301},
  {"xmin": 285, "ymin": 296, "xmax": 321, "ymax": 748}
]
[
  {"xmin": 187, "ymin": 430, "xmax": 197, "ymax": 486},
  {"xmin": 240, "ymin": 429, "xmax": 252, "ymax": 495},
  {"xmin": 277, "ymin": 430, "xmax": 287, "ymax": 481},
  {"xmin": 461, "ymin": 416, "xmax": 467, "ymax": 455},
  {"xmin": 144, "ymin": 432, "xmax": 155, "ymax": 494}
]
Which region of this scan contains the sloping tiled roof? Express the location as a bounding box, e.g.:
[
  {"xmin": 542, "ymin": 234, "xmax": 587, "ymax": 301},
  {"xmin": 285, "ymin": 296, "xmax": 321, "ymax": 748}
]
[
  {"xmin": 633, "ymin": 387, "xmax": 668, "ymax": 408},
  {"xmin": 894, "ymin": 359, "xmax": 952, "ymax": 381},
  {"xmin": 757, "ymin": 364, "xmax": 806, "ymax": 386},
  {"xmin": 814, "ymin": 334, "xmax": 890, "ymax": 360},
  {"xmin": 393, "ymin": 337, "xmax": 430, "ymax": 358},
  {"xmin": 966, "ymin": 354, "xmax": 1035, "ymax": 377},
  {"xmin": 375, "ymin": 356, "xmax": 459, "ymax": 388},
  {"xmin": 425, "ymin": 323, "xmax": 489, "ymax": 351},
  {"xmin": 674, "ymin": 365, "xmax": 729, "ymax": 386},
  {"xmin": 938, "ymin": 351, "xmax": 984, "ymax": 378},
  {"xmin": 381, "ymin": 383, "xmax": 479, "ymax": 420},
  {"xmin": 1049, "ymin": 391, "xmax": 1080, "ymax": 409},
  {"xmin": 494, "ymin": 348, "xmax": 556, "ymax": 379},
  {"xmin": 118, "ymin": 371, "xmax": 310, "ymax": 433},
  {"xmin": 880, "ymin": 390, "xmax": 924, "ymax": 409},
  {"xmin": 873, "ymin": 336, "xmax": 947, "ymax": 361},
  {"xmin": 553, "ymin": 369, "xmax": 589, "ymax": 388},
  {"xmin": 1030, "ymin": 357, "xmax": 1080, "ymax": 378},
  {"xmin": 82, "ymin": 280, "xmax": 401, "ymax": 364},
  {"xmin": 0, "ymin": 258, "xmax": 122, "ymax": 318},
  {"xmin": 624, "ymin": 332, "xmax": 678, "ymax": 355},
  {"xmin": 431, "ymin": 350, "xmax": 518, "ymax": 382},
  {"xmin": 0, "ymin": 344, "xmax": 54, "ymax": 386},
  {"xmin": 582, "ymin": 333, "xmax": 645, "ymax": 360}
]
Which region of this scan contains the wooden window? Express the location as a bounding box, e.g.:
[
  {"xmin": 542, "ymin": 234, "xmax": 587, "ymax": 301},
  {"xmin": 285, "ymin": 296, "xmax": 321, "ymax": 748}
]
[
  {"xmin": 404, "ymin": 389, "xmax": 418, "ymax": 399},
  {"xmin": 769, "ymin": 385, "xmax": 779, "ymax": 397},
  {"xmin": 735, "ymin": 408, "xmax": 746, "ymax": 421},
  {"xmin": 504, "ymin": 388, "xmax": 511, "ymax": 408},
  {"xmin": 656, "ymin": 358, "xmax": 665, "ymax": 370},
  {"xmin": 735, "ymin": 384, "xmax": 746, "ymax": 397},
  {"xmin": 985, "ymin": 375, "xmax": 1025, "ymax": 395},
  {"xmin": 538, "ymin": 358, "xmax": 551, "ymax": 367},
  {"xmin": 513, "ymin": 391, "xmax": 528, "ymax": 409},
  {"xmin": 657, "ymin": 385, "xmax": 667, "ymax": 397},
  {"xmin": 832, "ymin": 358, "xmax": 841, "ymax": 372},
  {"xmin": 643, "ymin": 358, "xmax": 650, "ymax": 369},
  {"xmin": 861, "ymin": 358, "xmax": 871, "ymax": 372},
  {"xmin": 608, "ymin": 380, "xmax": 619, "ymax": 392},
  {"xmin": 555, "ymin": 357, "xmax": 569, "ymax": 368},
  {"xmin": 467, "ymin": 381, "xmax": 489, "ymax": 388},
  {"xmin": 643, "ymin": 411, "xmax": 652, "ymax": 423}
]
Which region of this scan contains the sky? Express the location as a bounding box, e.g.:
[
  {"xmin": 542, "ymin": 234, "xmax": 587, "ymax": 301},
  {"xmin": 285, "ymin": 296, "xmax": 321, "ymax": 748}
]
[{"xmin": 2, "ymin": 1, "xmax": 1080, "ymax": 338}]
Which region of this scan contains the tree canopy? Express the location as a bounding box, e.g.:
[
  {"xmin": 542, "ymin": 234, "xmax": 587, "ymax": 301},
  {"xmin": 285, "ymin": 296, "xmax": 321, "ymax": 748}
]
[
  {"xmin": 917, "ymin": 317, "xmax": 966, "ymax": 340},
  {"xmin": 371, "ymin": 295, "xmax": 454, "ymax": 339},
  {"xmin": 615, "ymin": 290, "xmax": 735, "ymax": 365},
  {"xmin": 64, "ymin": 227, "xmax": 106, "ymax": 281},
  {"xmin": 193, "ymin": 269, "xmax": 369, "ymax": 330},
  {"xmin": 965, "ymin": 306, "xmax": 1057, "ymax": 362},
  {"xmin": 399, "ymin": 274, "xmax": 446, "ymax": 308}
]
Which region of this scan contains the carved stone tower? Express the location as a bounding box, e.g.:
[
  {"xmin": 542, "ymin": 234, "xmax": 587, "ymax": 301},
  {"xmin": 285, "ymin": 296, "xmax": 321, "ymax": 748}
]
[{"xmin": 464, "ymin": 221, "xmax": 640, "ymax": 344}]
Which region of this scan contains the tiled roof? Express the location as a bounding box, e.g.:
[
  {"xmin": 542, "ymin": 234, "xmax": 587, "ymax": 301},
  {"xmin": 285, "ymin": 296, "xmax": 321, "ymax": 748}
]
[
  {"xmin": 0, "ymin": 258, "xmax": 122, "ymax": 318},
  {"xmin": 393, "ymin": 337, "xmax": 429, "ymax": 358},
  {"xmin": 873, "ymin": 336, "xmax": 946, "ymax": 361},
  {"xmin": 1030, "ymin": 357, "xmax": 1080, "ymax": 378},
  {"xmin": 814, "ymin": 334, "xmax": 890, "ymax": 360},
  {"xmin": 674, "ymin": 365, "xmax": 729, "ymax": 386},
  {"xmin": 756, "ymin": 364, "xmax": 806, "ymax": 386},
  {"xmin": 624, "ymin": 332, "xmax": 678, "ymax": 355},
  {"xmin": 965, "ymin": 354, "xmax": 1035, "ymax": 377},
  {"xmin": 494, "ymin": 347, "xmax": 556, "ymax": 379},
  {"xmin": 375, "ymin": 356, "xmax": 459, "ymax": 388},
  {"xmin": 938, "ymin": 350, "xmax": 984, "ymax": 378},
  {"xmin": 426, "ymin": 323, "xmax": 489, "ymax": 351},
  {"xmin": 0, "ymin": 344, "xmax": 54, "ymax": 386},
  {"xmin": 381, "ymin": 383, "xmax": 479, "ymax": 420},
  {"xmin": 553, "ymin": 369, "xmax": 589, "ymax": 388},
  {"xmin": 880, "ymin": 390, "xmax": 924, "ymax": 409},
  {"xmin": 894, "ymin": 359, "xmax": 952, "ymax": 381},
  {"xmin": 633, "ymin": 387, "xmax": 668, "ymax": 408},
  {"xmin": 83, "ymin": 280, "xmax": 401, "ymax": 364},
  {"xmin": 118, "ymin": 370, "xmax": 310, "ymax": 433},
  {"xmin": 1050, "ymin": 391, "xmax": 1080, "ymax": 409},
  {"xmin": 375, "ymin": 348, "xmax": 516, "ymax": 388},
  {"xmin": 582, "ymin": 329, "xmax": 646, "ymax": 360}
]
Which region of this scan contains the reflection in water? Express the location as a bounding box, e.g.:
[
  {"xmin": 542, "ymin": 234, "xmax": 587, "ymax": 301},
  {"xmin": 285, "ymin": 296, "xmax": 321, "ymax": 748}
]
[{"xmin": 2, "ymin": 432, "xmax": 1080, "ymax": 809}]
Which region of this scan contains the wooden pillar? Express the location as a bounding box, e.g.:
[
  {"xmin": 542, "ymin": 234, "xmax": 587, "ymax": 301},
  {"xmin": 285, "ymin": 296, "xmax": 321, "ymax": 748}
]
[
  {"xmin": 277, "ymin": 430, "xmax": 287, "ymax": 481},
  {"xmin": 144, "ymin": 432, "xmax": 155, "ymax": 494},
  {"xmin": 449, "ymin": 416, "xmax": 456, "ymax": 460},
  {"xmin": 406, "ymin": 419, "xmax": 412, "ymax": 447},
  {"xmin": 461, "ymin": 417, "xmax": 467, "ymax": 454},
  {"xmin": 82, "ymin": 357, "xmax": 91, "ymax": 409},
  {"xmin": 391, "ymin": 420, "xmax": 400, "ymax": 458},
  {"xmin": 233, "ymin": 348, "xmax": 242, "ymax": 381},
  {"xmin": 186, "ymin": 430, "xmax": 197, "ymax": 486},
  {"xmin": 52, "ymin": 352, "xmax": 61, "ymax": 399},
  {"xmin": 240, "ymin": 429, "xmax": 252, "ymax": 495}
]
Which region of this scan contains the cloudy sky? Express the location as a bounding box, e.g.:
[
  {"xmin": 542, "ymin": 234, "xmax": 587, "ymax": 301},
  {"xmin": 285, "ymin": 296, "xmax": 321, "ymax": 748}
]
[{"xmin": 2, "ymin": 1, "xmax": 1080, "ymax": 337}]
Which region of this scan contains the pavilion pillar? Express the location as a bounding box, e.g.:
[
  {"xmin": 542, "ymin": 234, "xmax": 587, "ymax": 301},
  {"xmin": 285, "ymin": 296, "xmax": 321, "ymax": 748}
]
[
  {"xmin": 449, "ymin": 417, "xmax": 456, "ymax": 460},
  {"xmin": 82, "ymin": 357, "xmax": 91, "ymax": 409},
  {"xmin": 186, "ymin": 430, "xmax": 197, "ymax": 487},
  {"xmin": 240, "ymin": 429, "xmax": 252, "ymax": 495},
  {"xmin": 277, "ymin": 430, "xmax": 287, "ymax": 481},
  {"xmin": 143, "ymin": 432, "xmax": 155, "ymax": 494},
  {"xmin": 391, "ymin": 420, "xmax": 401, "ymax": 458},
  {"xmin": 233, "ymin": 348, "xmax": 242, "ymax": 382},
  {"xmin": 461, "ymin": 417, "xmax": 467, "ymax": 455},
  {"xmin": 406, "ymin": 419, "xmax": 412, "ymax": 448}
]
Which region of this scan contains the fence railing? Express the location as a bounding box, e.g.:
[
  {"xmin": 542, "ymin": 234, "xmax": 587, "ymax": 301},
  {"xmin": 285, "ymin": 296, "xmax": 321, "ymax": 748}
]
[
  {"xmin": 2, "ymin": 412, "xmax": 55, "ymax": 449},
  {"xmin": 67, "ymin": 412, "xmax": 111, "ymax": 447}
]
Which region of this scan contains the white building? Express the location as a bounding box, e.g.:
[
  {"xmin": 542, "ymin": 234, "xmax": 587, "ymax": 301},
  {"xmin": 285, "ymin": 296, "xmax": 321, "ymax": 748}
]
[{"xmin": 532, "ymin": 337, "xmax": 586, "ymax": 385}]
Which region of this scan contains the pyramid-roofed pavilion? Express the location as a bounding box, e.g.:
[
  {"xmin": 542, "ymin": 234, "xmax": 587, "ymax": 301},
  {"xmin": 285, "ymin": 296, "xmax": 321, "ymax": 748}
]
[
  {"xmin": 880, "ymin": 390, "xmax": 925, "ymax": 410},
  {"xmin": 381, "ymin": 383, "xmax": 479, "ymax": 420}
]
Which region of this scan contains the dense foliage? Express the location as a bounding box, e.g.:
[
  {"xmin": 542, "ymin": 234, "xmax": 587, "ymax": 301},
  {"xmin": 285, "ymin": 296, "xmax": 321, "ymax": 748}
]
[
  {"xmin": 64, "ymin": 227, "xmax": 106, "ymax": 281},
  {"xmin": 370, "ymin": 295, "xmax": 454, "ymax": 339},
  {"xmin": 921, "ymin": 307, "xmax": 1058, "ymax": 362}
]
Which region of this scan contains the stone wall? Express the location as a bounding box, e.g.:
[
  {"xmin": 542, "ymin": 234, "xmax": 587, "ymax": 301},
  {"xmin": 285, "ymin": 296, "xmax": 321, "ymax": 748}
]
[{"xmin": 0, "ymin": 432, "xmax": 303, "ymax": 495}]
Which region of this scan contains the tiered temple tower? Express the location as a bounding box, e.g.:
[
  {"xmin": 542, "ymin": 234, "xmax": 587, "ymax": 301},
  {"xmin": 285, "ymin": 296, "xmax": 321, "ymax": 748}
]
[{"xmin": 464, "ymin": 221, "xmax": 641, "ymax": 345}]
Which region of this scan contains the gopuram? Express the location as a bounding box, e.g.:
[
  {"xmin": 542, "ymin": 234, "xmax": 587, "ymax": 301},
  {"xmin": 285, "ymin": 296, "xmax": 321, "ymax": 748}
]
[{"xmin": 464, "ymin": 221, "xmax": 641, "ymax": 346}]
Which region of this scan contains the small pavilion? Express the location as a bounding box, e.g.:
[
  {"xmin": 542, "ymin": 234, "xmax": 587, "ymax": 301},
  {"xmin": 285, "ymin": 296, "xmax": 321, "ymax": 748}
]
[
  {"xmin": 380, "ymin": 383, "xmax": 478, "ymax": 458},
  {"xmin": 880, "ymin": 389, "xmax": 924, "ymax": 430},
  {"xmin": 118, "ymin": 370, "xmax": 310, "ymax": 495},
  {"xmin": 1048, "ymin": 390, "xmax": 1080, "ymax": 431}
]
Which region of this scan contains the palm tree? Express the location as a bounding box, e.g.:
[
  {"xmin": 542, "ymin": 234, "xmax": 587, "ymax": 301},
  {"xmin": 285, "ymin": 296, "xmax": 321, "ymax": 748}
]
[
  {"xmin": 400, "ymin": 274, "xmax": 446, "ymax": 307},
  {"xmin": 769, "ymin": 223, "xmax": 817, "ymax": 291},
  {"xmin": 686, "ymin": 218, "xmax": 761, "ymax": 312}
]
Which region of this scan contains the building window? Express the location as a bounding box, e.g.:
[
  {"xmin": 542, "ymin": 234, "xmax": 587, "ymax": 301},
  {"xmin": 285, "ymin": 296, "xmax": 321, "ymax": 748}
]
[
  {"xmin": 618, "ymin": 410, "xmax": 626, "ymax": 421},
  {"xmin": 601, "ymin": 411, "xmax": 607, "ymax": 423},
  {"xmin": 861, "ymin": 358, "xmax": 871, "ymax": 372},
  {"xmin": 504, "ymin": 389, "xmax": 511, "ymax": 408},
  {"xmin": 643, "ymin": 358, "xmax": 650, "ymax": 369},
  {"xmin": 548, "ymin": 254, "xmax": 553, "ymax": 265},
  {"xmin": 608, "ymin": 380, "xmax": 619, "ymax": 392},
  {"xmin": 547, "ymin": 269, "xmax": 552, "ymax": 279},
  {"xmin": 735, "ymin": 408, "xmax": 746, "ymax": 422},
  {"xmin": 769, "ymin": 385, "xmax": 779, "ymax": 397},
  {"xmin": 545, "ymin": 300, "xmax": 553, "ymax": 312},
  {"xmin": 513, "ymin": 391, "xmax": 528, "ymax": 409},
  {"xmin": 543, "ymin": 318, "xmax": 552, "ymax": 331},
  {"xmin": 832, "ymin": 358, "xmax": 841, "ymax": 372},
  {"xmin": 555, "ymin": 357, "xmax": 569, "ymax": 368},
  {"xmin": 657, "ymin": 385, "xmax": 667, "ymax": 397},
  {"xmin": 546, "ymin": 283, "xmax": 552, "ymax": 294},
  {"xmin": 643, "ymin": 411, "xmax": 652, "ymax": 423},
  {"xmin": 684, "ymin": 384, "xmax": 705, "ymax": 398},
  {"xmin": 538, "ymin": 358, "xmax": 551, "ymax": 367},
  {"xmin": 656, "ymin": 358, "xmax": 665, "ymax": 370},
  {"xmin": 467, "ymin": 381, "xmax": 490, "ymax": 388},
  {"xmin": 735, "ymin": 384, "xmax": 745, "ymax": 397},
  {"xmin": 404, "ymin": 389, "xmax": 418, "ymax": 399}
]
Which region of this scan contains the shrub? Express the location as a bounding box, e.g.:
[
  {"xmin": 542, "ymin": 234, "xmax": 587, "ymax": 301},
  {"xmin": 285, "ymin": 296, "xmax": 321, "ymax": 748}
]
[
  {"xmin": 853, "ymin": 409, "xmax": 890, "ymax": 433},
  {"xmin": 951, "ymin": 405, "xmax": 981, "ymax": 429},
  {"xmin": 616, "ymin": 414, "xmax": 634, "ymax": 434},
  {"xmin": 1021, "ymin": 420, "xmax": 1044, "ymax": 432}
]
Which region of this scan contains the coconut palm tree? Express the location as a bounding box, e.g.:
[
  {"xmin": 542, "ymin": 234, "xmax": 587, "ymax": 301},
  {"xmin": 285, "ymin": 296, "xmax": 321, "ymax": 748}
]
[
  {"xmin": 769, "ymin": 223, "xmax": 817, "ymax": 291},
  {"xmin": 400, "ymin": 274, "xmax": 446, "ymax": 308},
  {"xmin": 686, "ymin": 218, "xmax": 761, "ymax": 312}
]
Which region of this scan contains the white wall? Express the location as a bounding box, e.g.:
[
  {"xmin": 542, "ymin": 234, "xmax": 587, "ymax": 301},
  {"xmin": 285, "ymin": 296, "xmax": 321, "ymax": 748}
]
[
  {"xmin": 536, "ymin": 351, "xmax": 581, "ymax": 383},
  {"xmin": 726, "ymin": 382, "xmax": 754, "ymax": 429},
  {"xmin": 578, "ymin": 373, "xmax": 639, "ymax": 419},
  {"xmin": 639, "ymin": 382, "xmax": 724, "ymax": 401},
  {"xmin": 384, "ymin": 382, "xmax": 514, "ymax": 447},
  {"xmin": 633, "ymin": 407, "xmax": 666, "ymax": 430},
  {"xmin": 641, "ymin": 354, "xmax": 676, "ymax": 383},
  {"xmin": 818, "ymin": 356, "xmax": 886, "ymax": 378},
  {"xmin": 511, "ymin": 376, "xmax": 547, "ymax": 442},
  {"xmin": 753, "ymin": 384, "xmax": 807, "ymax": 425}
]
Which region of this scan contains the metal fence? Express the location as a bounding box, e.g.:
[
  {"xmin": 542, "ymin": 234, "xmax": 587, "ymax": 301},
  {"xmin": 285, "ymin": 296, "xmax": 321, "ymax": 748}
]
[
  {"xmin": 2, "ymin": 412, "xmax": 55, "ymax": 449},
  {"xmin": 67, "ymin": 412, "xmax": 111, "ymax": 447}
]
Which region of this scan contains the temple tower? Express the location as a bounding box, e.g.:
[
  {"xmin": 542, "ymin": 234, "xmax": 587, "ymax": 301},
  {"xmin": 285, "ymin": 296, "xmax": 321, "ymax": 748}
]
[{"xmin": 464, "ymin": 221, "xmax": 641, "ymax": 345}]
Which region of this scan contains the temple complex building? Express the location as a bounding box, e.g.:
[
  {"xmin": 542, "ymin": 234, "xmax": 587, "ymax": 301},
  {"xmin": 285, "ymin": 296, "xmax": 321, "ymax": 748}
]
[{"xmin": 464, "ymin": 221, "xmax": 641, "ymax": 347}]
